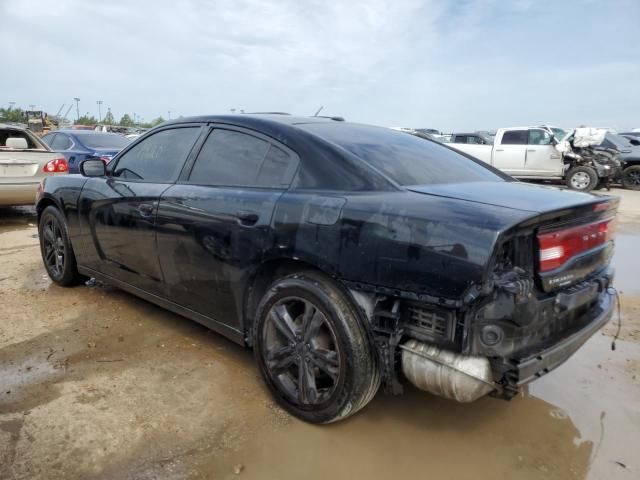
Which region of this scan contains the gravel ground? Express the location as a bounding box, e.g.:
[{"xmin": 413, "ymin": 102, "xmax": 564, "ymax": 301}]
[{"xmin": 1, "ymin": 187, "xmax": 639, "ymax": 480}]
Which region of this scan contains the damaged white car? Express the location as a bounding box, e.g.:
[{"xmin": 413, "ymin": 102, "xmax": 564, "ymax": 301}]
[{"xmin": 448, "ymin": 126, "xmax": 620, "ymax": 192}]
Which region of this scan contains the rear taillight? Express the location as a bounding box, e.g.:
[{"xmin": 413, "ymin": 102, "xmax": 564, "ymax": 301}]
[
  {"xmin": 537, "ymin": 218, "xmax": 616, "ymax": 272},
  {"xmin": 43, "ymin": 157, "xmax": 69, "ymax": 173}
]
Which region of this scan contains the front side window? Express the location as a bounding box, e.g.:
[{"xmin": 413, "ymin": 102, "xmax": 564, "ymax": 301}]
[
  {"xmin": 528, "ymin": 129, "xmax": 553, "ymax": 145},
  {"xmin": 501, "ymin": 130, "xmax": 528, "ymax": 145},
  {"xmin": 111, "ymin": 127, "xmax": 200, "ymax": 182},
  {"xmin": 189, "ymin": 129, "xmax": 297, "ymax": 187}
]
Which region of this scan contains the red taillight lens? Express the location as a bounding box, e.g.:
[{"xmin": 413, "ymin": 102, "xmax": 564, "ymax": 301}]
[
  {"xmin": 537, "ymin": 218, "xmax": 616, "ymax": 272},
  {"xmin": 43, "ymin": 157, "xmax": 69, "ymax": 173}
]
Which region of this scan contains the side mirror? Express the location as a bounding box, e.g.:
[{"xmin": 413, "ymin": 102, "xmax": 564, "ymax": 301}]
[{"xmin": 80, "ymin": 159, "xmax": 106, "ymax": 177}]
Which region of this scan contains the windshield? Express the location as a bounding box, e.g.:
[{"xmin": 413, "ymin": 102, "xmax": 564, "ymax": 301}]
[
  {"xmin": 607, "ymin": 133, "xmax": 633, "ymax": 148},
  {"xmin": 550, "ymin": 127, "xmax": 568, "ymax": 140},
  {"xmin": 78, "ymin": 133, "xmax": 130, "ymax": 149},
  {"xmin": 300, "ymin": 123, "xmax": 506, "ymax": 186}
]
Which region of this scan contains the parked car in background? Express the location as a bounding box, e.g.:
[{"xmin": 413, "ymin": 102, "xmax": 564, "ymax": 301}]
[
  {"xmin": 448, "ymin": 126, "xmax": 619, "ymax": 191},
  {"xmin": 448, "ymin": 132, "xmax": 493, "ymax": 145},
  {"xmin": 620, "ymin": 133, "xmax": 640, "ymax": 146},
  {"xmin": 41, "ymin": 130, "xmax": 130, "ymax": 173},
  {"xmin": 0, "ymin": 123, "xmax": 68, "ymax": 206},
  {"xmin": 620, "ymin": 131, "xmax": 640, "ymax": 138},
  {"xmin": 600, "ymin": 133, "xmax": 640, "ymax": 190},
  {"xmin": 36, "ymin": 114, "xmax": 617, "ymax": 423}
]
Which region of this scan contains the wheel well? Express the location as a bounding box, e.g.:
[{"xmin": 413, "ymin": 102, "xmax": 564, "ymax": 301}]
[
  {"xmin": 36, "ymin": 198, "xmax": 58, "ymax": 221},
  {"xmin": 243, "ymin": 258, "xmax": 329, "ymax": 342}
]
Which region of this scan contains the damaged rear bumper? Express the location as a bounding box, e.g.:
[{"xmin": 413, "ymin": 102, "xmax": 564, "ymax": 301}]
[{"xmin": 500, "ymin": 288, "xmax": 614, "ymax": 391}]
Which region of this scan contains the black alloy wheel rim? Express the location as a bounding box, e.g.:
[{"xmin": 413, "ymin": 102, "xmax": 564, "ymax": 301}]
[
  {"xmin": 626, "ymin": 170, "xmax": 640, "ymax": 187},
  {"xmin": 262, "ymin": 297, "xmax": 341, "ymax": 407},
  {"xmin": 42, "ymin": 218, "xmax": 65, "ymax": 277}
]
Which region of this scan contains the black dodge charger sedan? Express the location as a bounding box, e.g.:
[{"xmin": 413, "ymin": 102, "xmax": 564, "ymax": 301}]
[{"xmin": 36, "ymin": 114, "xmax": 617, "ymax": 423}]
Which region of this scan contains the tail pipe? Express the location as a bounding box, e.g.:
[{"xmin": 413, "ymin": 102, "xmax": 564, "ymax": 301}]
[{"xmin": 400, "ymin": 339, "xmax": 497, "ymax": 402}]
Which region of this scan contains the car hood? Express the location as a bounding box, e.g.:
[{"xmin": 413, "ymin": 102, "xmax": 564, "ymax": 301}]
[{"xmin": 407, "ymin": 181, "xmax": 601, "ymax": 213}]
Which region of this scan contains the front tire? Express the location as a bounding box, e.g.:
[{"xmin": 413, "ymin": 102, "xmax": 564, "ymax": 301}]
[
  {"xmin": 621, "ymin": 165, "xmax": 640, "ymax": 190},
  {"xmin": 566, "ymin": 166, "xmax": 598, "ymax": 192},
  {"xmin": 253, "ymin": 271, "xmax": 380, "ymax": 424},
  {"xmin": 39, "ymin": 206, "xmax": 86, "ymax": 286}
]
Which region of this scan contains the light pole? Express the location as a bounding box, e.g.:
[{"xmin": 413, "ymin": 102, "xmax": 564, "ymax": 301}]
[
  {"xmin": 8, "ymin": 102, "xmax": 15, "ymax": 110},
  {"xmin": 168, "ymin": 110, "xmax": 171, "ymax": 120},
  {"xmin": 97, "ymin": 100, "xmax": 103, "ymax": 122},
  {"xmin": 73, "ymin": 97, "xmax": 80, "ymax": 121},
  {"xmin": 28, "ymin": 104, "xmax": 35, "ymax": 111}
]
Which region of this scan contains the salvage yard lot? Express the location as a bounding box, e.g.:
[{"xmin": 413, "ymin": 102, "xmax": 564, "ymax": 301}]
[{"xmin": 1, "ymin": 187, "xmax": 639, "ymax": 480}]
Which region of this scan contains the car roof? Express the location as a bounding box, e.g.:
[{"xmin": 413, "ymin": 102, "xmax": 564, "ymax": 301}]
[
  {"xmin": 51, "ymin": 130, "xmax": 124, "ymax": 135},
  {"xmin": 162, "ymin": 114, "xmax": 341, "ymax": 128}
]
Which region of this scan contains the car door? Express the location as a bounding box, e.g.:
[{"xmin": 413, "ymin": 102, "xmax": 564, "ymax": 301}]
[
  {"xmin": 493, "ymin": 129, "xmax": 527, "ymax": 175},
  {"xmin": 156, "ymin": 126, "xmax": 299, "ymax": 330},
  {"xmin": 76, "ymin": 125, "xmax": 203, "ymax": 295},
  {"xmin": 522, "ymin": 128, "xmax": 563, "ymax": 177}
]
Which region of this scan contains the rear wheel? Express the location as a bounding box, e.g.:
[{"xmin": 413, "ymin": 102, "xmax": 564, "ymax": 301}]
[
  {"xmin": 621, "ymin": 165, "xmax": 640, "ymax": 190},
  {"xmin": 566, "ymin": 166, "xmax": 598, "ymax": 192},
  {"xmin": 39, "ymin": 206, "xmax": 86, "ymax": 286},
  {"xmin": 253, "ymin": 271, "xmax": 380, "ymax": 423}
]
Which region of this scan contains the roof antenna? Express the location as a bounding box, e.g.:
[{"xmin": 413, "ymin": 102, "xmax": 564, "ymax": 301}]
[{"xmin": 313, "ymin": 106, "xmax": 324, "ymax": 117}]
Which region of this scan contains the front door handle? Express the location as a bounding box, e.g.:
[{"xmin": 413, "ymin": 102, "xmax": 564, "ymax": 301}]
[
  {"xmin": 495, "ymin": 149, "xmax": 504, "ymax": 152},
  {"xmin": 527, "ymin": 149, "xmax": 536, "ymax": 152},
  {"xmin": 138, "ymin": 203, "xmax": 155, "ymax": 217},
  {"xmin": 236, "ymin": 210, "xmax": 259, "ymax": 226}
]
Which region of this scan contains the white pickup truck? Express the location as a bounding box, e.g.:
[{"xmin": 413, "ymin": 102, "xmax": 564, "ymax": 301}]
[{"xmin": 447, "ymin": 126, "xmax": 618, "ymax": 191}]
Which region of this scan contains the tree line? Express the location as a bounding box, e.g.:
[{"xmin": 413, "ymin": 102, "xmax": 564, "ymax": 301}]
[{"xmin": 0, "ymin": 107, "xmax": 166, "ymax": 129}]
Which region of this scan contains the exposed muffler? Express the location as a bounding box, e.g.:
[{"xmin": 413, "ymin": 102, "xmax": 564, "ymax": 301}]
[{"xmin": 400, "ymin": 339, "xmax": 496, "ymax": 402}]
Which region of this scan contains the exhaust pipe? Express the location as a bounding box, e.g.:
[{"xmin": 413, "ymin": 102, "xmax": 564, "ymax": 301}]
[{"xmin": 400, "ymin": 339, "xmax": 496, "ymax": 402}]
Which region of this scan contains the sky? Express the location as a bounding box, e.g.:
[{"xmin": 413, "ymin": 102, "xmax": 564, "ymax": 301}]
[{"xmin": 1, "ymin": 0, "xmax": 639, "ymax": 131}]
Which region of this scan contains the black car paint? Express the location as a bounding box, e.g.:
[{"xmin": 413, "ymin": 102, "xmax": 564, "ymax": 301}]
[{"xmin": 36, "ymin": 115, "xmax": 617, "ymax": 395}]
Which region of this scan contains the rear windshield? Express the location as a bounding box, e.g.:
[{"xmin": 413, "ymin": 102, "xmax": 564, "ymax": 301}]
[
  {"xmin": 0, "ymin": 128, "xmax": 47, "ymax": 150},
  {"xmin": 78, "ymin": 133, "xmax": 130, "ymax": 149},
  {"xmin": 299, "ymin": 123, "xmax": 505, "ymax": 186}
]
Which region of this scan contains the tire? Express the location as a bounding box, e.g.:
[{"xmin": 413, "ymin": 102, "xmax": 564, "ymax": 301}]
[
  {"xmin": 38, "ymin": 206, "xmax": 86, "ymax": 286},
  {"xmin": 565, "ymin": 166, "xmax": 598, "ymax": 192},
  {"xmin": 253, "ymin": 271, "xmax": 380, "ymax": 424},
  {"xmin": 621, "ymin": 165, "xmax": 640, "ymax": 190}
]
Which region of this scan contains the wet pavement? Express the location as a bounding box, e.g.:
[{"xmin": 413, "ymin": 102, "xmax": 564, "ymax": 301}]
[{"xmin": 1, "ymin": 189, "xmax": 639, "ymax": 480}]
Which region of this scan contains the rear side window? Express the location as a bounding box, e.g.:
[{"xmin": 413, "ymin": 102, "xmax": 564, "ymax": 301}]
[
  {"xmin": 501, "ymin": 130, "xmax": 528, "ymax": 145},
  {"xmin": 51, "ymin": 134, "xmax": 72, "ymax": 150},
  {"xmin": 189, "ymin": 129, "xmax": 297, "ymax": 188},
  {"xmin": 112, "ymin": 127, "xmax": 199, "ymax": 182},
  {"xmin": 0, "ymin": 129, "xmax": 43, "ymax": 149}
]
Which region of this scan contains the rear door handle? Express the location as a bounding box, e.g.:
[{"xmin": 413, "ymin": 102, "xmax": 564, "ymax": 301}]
[
  {"xmin": 495, "ymin": 149, "xmax": 504, "ymax": 152},
  {"xmin": 527, "ymin": 149, "xmax": 536, "ymax": 152},
  {"xmin": 236, "ymin": 210, "xmax": 259, "ymax": 226},
  {"xmin": 138, "ymin": 203, "xmax": 155, "ymax": 217}
]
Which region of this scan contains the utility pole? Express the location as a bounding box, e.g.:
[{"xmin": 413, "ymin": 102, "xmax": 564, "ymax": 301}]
[
  {"xmin": 230, "ymin": 108, "xmax": 236, "ymax": 114},
  {"xmin": 73, "ymin": 97, "xmax": 80, "ymax": 121},
  {"xmin": 28, "ymin": 104, "xmax": 35, "ymax": 110},
  {"xmin": 97, "ymin": 100, "xmax": 103, "ymax": 122},
  {"xmin": 168, "ymin": 110, "xmax": 171, "ymax": 120},
  {"xmin": 8, "ymin": 102, "xmax": 15, "ymax": 110}
]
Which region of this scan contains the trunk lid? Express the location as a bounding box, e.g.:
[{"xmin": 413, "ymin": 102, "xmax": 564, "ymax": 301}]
[
  {"xmin": 0, "ymin": 150, "xmax": 61, "ymax": 184},
  {"xmin": 409, "ymin": 181, "xmax": 618, "ymax": 292}
]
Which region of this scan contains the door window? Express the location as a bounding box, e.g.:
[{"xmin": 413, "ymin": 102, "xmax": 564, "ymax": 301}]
[
  {"xmin": 528, "ymin": 129, "xmax": 553, "ymax": 145},
  {"xmin": 111, "ymin": 127, "xmax": 200, "ymax": 182},
  {"xmin": 51, "ymin": 134, "xmax": 72, "ymax": 150},
  {"xmin": 189, "ymin": 129, "xmax": 298, "ymax": 188},
  {"xmin": 500, "ymin": 130, "xmax": 528, "ymax": 145}
]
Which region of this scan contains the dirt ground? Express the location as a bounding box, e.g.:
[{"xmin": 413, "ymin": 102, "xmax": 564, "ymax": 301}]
[{"xmin": 1, "ymin": 188, "xmax": 639, "ymax": 480}]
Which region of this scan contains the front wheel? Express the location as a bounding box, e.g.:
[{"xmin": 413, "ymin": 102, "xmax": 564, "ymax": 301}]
[
  {"xmin": 621, "ymin": 165, "xmax": 640, "ymax": 190},
  {"xmin": 253, "ymin": 272, "xmax": 380, "ymax": 424},
  {"xmin": 566, "ymin": 166, "xmax": 598, "ymax": 192},
  {"xmin": 39, "ymin": 206, "xmax": 86, "ymax": 286}
]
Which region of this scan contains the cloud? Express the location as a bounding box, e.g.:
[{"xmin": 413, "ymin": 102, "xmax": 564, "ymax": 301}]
[{"xmin": 1, "ymin": 0, "xmax": 638, "ymax": 130}]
